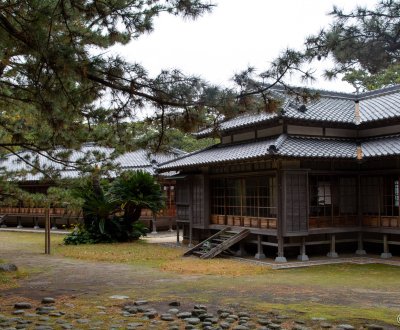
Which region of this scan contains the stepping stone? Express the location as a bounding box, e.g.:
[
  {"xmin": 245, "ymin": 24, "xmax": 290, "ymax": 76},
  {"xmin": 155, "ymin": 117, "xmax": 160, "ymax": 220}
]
[
  {"xmin": 233, "ymin": 326, "xmax": 249, "ymax": 330},
  {"xmin": 366, "ymin": 325, "xmax": 384, "ymax": 330},
  {"xmin": 134, "ymin": 300, "xmax": 148, "ymax": 306},
  {"xmin": 320, "ymin": 322, "xmax": 332, "ymax": 328},
  {"xmin": 14, "ymin": 303, "xmax": 32, "ymax": 310},
  {"xmin": 144, "ymin": 310, "xmax": 158, "ymax": 319},
  {"xmin": 258, "ymin": 319, "xmax": 271, "ymax": 326},
  {"xmin": 337, "ymin": 325, "xmax": 355, "ymax": 330},
  {"xmin": 41, "ymin": 298, "xmax": 55, "ymax": 304},
  {"xmin": 177, "ymin": 312, "xmax": 192, "ymax": 319},
  {"xmin": 127, "ymin": 322, "xmax": 144, "ymax": 328},
  {"xmin": 185, "ymin": 317, "xmax": 201, "ymax": 325},
  {"xmin": 161, "ymin": 314, "xmax": 175, "ymax": 321},
  {"xmin": 76, "ymin": 318, "xmax": 90, "ymax": 324},
  {"xmin": 168, "ymin": 308, "xmax": 179, "ymax": 315},
  {"xmin": 13, "ymin": 310, "xmax": 25, "ymax": 315},
  {"xmin": 109, "ymin": 295, "xmax": 129, "ymax": 300}
]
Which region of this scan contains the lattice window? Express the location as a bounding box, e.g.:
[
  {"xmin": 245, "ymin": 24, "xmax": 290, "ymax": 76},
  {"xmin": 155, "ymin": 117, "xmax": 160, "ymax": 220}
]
[{"xmin": 211, "ymin": 176, "xmax": 277, "ymax": 218}]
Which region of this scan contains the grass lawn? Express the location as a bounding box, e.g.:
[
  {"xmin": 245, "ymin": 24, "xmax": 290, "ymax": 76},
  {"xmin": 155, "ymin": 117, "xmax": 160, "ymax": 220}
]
[{"xmin": 1, "ymin": 231, "xmax": 399, "ymax": 325}]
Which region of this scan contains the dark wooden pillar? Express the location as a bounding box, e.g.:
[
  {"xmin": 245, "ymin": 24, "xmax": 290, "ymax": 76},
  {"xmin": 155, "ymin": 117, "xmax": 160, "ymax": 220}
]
[
  {"xmin": 34, "ymin": 217, "xmax": 40, "ymax": 229},
  {"xmin": 297, "ymin": 236, "xmax": 309, "ymax": 261},
  {"xmin": 355, "ymin": 232, "xmax": 366, "ymax": 255},
  {"xmin": 275, "ymin": 237, "xmax": 287, "ymax": 262},
  {"xmin": 380, "ymin": 234, "xmax": 392, "ymax": 259},
  {"xmin": 44, "ymin": 208, "xmax": 51, "ymax": 255},
  {"xmin": 176, "ymin": 222, "xmax": 180, "ymax": 246},
  {"xmin": 17, "ymin": 216, "xmax": 23, "ymax": 229},
  {"xmin": 327, "ymin": 234, "xmax": 339, "ymax": 258},
  {"xmin": 255, "ymin": 235, "xmax": 266, "ymax": 259}
]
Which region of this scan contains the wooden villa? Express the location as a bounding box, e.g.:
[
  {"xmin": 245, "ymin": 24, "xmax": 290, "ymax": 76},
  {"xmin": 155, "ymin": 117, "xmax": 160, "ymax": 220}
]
[{"xmin": 158, "ymin": 85, "xmax": 400, "ymax": 261}]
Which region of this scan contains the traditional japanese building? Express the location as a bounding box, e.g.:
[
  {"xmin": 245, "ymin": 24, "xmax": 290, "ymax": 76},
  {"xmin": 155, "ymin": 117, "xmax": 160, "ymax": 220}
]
[
  {"xmin": 0, "ymin": 144, "xmax": 184, "ymax": 230},
  {"xmin": 159, "ymin": 85, "xmax": 400, "ymax": 261}
]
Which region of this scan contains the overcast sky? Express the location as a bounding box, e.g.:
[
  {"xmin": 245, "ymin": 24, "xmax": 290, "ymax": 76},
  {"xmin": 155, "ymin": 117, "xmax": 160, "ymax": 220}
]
[{"xmin": 113, "ymin": 0, "xmax": 378, "ymax": 93}]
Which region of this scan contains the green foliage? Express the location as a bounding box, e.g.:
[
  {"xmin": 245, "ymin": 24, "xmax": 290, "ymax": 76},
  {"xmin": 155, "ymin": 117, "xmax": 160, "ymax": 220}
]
[
  {"xmin": 47, "ymin": 187, "xmax": 84, "ymax": 210},
  {"xmin": 305, "ymin": 0, "xmax": 400, "ymax": 90},
  {"xmin": 109, "ymin": 171, "xmax": 165, "ymax": 214},
  {"xmin": 0, "ymin": 0, "xmax": 215, "ymax": 159},
  {"xmin": 64, "ymin": 171, "xmax": 158, "ymax": 244},
  {"xmin": 343, "ymin": 64, "xmax": 400, "ymax": 91}
]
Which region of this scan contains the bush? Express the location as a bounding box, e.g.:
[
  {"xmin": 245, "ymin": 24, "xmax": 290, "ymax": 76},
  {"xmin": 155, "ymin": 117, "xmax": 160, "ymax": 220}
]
[
  {"xmin": 64, "ymin": 171, "xmax": 158, "ymax": 245},
  {"xmin": 63, "ymin": 221, "xmax": 149, "ymax": 245}
]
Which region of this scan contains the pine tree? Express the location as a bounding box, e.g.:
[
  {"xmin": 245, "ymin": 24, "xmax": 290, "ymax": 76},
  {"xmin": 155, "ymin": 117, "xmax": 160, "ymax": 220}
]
[
  {"xmin": 0, "ymin": 0, "xmax": 214, "ymax": 155},
  {"xmin": 305, "ymin": 0, "xmax": 400, "ymax": 90}
]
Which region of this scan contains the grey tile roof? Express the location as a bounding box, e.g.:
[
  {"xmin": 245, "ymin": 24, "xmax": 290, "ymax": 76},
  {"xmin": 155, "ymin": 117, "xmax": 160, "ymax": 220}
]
[
  {"xmin": 284, "ymin": 97, "xmax": 355, "ymax": 123},
  {"xmin": 0, "ymin": 144, "xmax": 184, "ymax": 181},
  {"xmin": 159, "ymin": 135, "xmax": 359, "ymax": 170},
  {"xmin": 159, "ymin": 137, "xmax": 278, "ymax": 169},
  {"xmin": 278, "ymin": 136, "xmax": 357, "ymax": 158},
  {"xmin": 196, "ymin": 85, "xmax": 400, "ymax": 137},
  {"xmin": 362, "ymin": 135, "xmax": 400, "ymax": 158},
  {"xmin": 359, "ymin": 92, "xmax": 400, "ymax": 123}
]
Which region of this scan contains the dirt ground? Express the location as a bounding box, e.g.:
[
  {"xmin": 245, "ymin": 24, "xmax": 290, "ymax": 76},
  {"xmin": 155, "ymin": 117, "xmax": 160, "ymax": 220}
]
[{"xmin": 1, "ymin": 232, "xmax": 400, "ymax": 328}]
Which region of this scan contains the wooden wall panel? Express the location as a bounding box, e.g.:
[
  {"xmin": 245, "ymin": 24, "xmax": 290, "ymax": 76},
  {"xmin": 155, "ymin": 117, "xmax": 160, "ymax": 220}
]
[{"xmin": 283, "ymin": 171, "xmax": 309, "ymax": 235}]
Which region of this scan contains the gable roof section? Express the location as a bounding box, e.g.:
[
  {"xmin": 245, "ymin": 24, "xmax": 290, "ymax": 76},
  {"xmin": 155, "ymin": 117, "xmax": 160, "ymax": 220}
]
[{"xmin": 196, "ymin": 85, "xmax": 400, "ymax": 137}]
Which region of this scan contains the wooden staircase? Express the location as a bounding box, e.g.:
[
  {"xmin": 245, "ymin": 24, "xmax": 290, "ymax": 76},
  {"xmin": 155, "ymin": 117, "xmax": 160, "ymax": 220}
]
[{"xmin": 183, "ymin": 227, "xmax": 250, "ymax": 259}]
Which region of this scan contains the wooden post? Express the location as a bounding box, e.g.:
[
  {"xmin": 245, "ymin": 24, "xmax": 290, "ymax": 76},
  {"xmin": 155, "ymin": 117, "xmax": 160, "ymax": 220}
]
[
  {"xmin": 176, "ymin": 222, "xmax": 180, "ymax": 246},
  {"xmin": 355, "ymin": 232, "xmax": 366, "ymax": 255},
  {"xmin": 188, "ymin": 183, "xmax": 193, "ymax": 248},
  {"xmin": 168, "ymin": 217, "xmax": 173, "ymax": 232},
  {"xmin": 327, "ymin": 234, "xmax": 338, "ymax": 258},
  {"xmin": 380, "ymin": 234, "xmax": 392, "ymax": 259},
  {"xmin": 45, "ymin": 208, "xmax": 51, "ymax": 255},
  {"xmin": 34, "ymin": 217, "xmax": 40, "ymax": 229},
  {"xmin": 275, "ymin": 237, "xmax": 287, "ymax": 262},
  {"xmin": 151, "ymin": 212, "xmax": 157, "ymax": 234},
  {"xmin": 297, "ymin": 236, "xmax": 309, "ymax": 261},
  {"xmin": 17, "ymin": 216, "xmax": 23, "ymax": 229},
  {"xmin": 255, "ymin": 235, "xmax": 266, "ymax": 259}
]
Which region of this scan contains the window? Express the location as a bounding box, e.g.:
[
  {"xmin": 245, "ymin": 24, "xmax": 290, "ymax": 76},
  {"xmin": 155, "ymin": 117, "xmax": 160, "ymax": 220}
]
[
  {"xmin": 383, "ymin": 176, "xmax": 400, "ymax": 216},
  {"xmin": 310, "ymin": 175, "xmax": 357, "ymax": 217},
  {"xmin": 309, "ymin": 176, "xmax": 332, "ymax": 217},
  {"xmin": 211, "ymin": 176, "xmax": 277, "ymax": 218}
]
